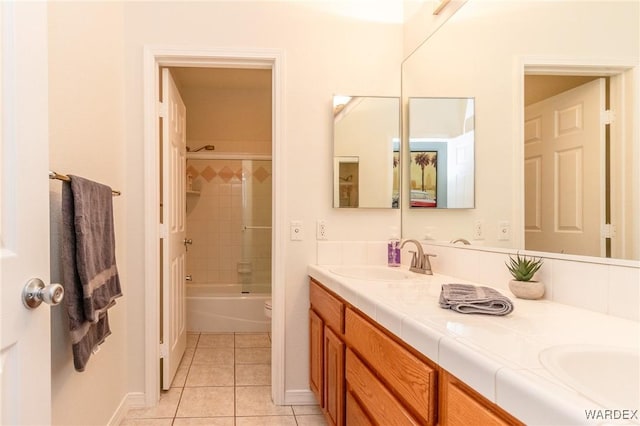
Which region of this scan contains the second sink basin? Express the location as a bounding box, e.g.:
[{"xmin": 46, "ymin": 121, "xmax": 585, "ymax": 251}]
[
  {"xmin": 539, "ymin": 344, "xmax": 640, "ymax": 409},
  {"xmin": 329, "ymin": 265, "xmax": 416, "ymax": 281}
]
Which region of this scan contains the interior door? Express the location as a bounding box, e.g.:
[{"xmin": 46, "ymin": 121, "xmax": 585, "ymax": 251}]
[
  {"xmin": 524, "ymin": 78, "xmax": 606, "ymax": 256},
  {"xmin": 0, "ymin": 2, "xmax": 53, "ymax": 424},
  {"xmin": 161, "ymin": 68, "xmax": 187, "ymax": 390}
]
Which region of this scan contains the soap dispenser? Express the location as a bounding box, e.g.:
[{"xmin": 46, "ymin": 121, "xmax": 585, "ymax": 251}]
[{"xmin": 388, "ymin": 229, "xmax": 401, "ymax": 267}]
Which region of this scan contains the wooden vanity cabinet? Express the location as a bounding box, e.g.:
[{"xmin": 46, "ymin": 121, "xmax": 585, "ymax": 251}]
[
  {"xmin": 309, "ymin": 279, "xmax": 345, "ymax": 426},
  {"xmin": 345, "ymin": 308, "xmax": 437, "ymax": 425},
  {"xmin": 439, "ymin": 369, "xmax": 523, "ymax": 426},
  {"xmin": 309, "ymin": 277, "xmax": 523, "ymax": 426}
]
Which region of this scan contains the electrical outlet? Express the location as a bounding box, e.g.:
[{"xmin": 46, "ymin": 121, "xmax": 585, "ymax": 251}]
[
  {"xmin": 473, "ymin": 220, "xmax": 484, "ymax": 240},
  {"xmin": 290, "ymin": 221, "xmax": 303, "ymax": 241},
  {"xmin": 317, "ymin": 220, "xmax": 328, "ymax": 240},
  {"xmin": 498, "ymin": 221, "xmax": 510, "ymax": 241}
]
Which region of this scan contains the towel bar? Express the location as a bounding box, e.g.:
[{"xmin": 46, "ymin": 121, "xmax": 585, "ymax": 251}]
[{"xmin": 49, "ymin": 171, "xmax": 121, "ymax": 196}]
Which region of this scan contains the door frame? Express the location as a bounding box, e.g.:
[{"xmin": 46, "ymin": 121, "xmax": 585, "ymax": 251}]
[
  {"xmin": 142, "ymin": 46, "xmax": 286, "ymax": 405},
  {"xmin": 514, "ymin": 56, "xmax": 639, "ymax": 256}
]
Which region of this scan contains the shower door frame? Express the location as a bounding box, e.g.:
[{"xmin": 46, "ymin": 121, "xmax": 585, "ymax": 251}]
[{"xmin": 142, "ymin": 46, "xmax": 287, "ymax": 406}]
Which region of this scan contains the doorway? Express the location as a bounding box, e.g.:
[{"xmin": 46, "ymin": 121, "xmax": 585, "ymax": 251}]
[
  {"xmin": 143, "ymin": 47, "xmax": 286, "ymax": 406},
  {"xmin": 518, "ymin": 60, "xmax": 638, "ymax": 260}
]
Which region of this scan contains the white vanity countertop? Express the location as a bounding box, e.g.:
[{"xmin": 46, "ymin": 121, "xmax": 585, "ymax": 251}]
[{"xmin": 308, "ymin": 264, "xmax": 640, "ymax": 426}]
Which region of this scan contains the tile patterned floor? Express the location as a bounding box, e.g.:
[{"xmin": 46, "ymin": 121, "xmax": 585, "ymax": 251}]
[{"xmin": 121, "ymin": 332, "xmax": 327, "ymax": 426}]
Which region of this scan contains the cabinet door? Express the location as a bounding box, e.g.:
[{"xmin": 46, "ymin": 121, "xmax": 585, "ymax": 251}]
[
  {"xmin": 309, "ymin": 309, "xmax": 324, "ymax": 406},
  {"xmin": 440, "ymin": 370, "xmax": 522, "ymax": 426},
  {"xmin": 324, "ymin": 326, "xmax": 345, "ymax": 426}
]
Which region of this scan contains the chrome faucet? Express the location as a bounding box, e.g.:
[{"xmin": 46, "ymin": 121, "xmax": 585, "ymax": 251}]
[{"xmin": 400, "ymin": 239, "xmax": 437, "ymax": 275}]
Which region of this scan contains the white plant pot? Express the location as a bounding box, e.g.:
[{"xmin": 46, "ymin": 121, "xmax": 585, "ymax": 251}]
[{"xmin": 509, "ymin": 280, "xmax": 544, "ymax": 300}]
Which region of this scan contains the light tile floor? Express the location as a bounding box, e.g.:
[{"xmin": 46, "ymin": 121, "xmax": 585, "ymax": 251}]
[{"xmin": 121, "ymin": 332, "xmax": 327, "ymax": 426}]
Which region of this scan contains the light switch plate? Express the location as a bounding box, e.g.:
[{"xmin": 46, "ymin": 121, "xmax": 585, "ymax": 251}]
[{"xmin": 290, "ymin": 220, "xmax": 303, "ymax": 241}]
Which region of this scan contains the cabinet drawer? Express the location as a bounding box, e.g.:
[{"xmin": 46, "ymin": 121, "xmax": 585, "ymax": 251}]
[
  {"xmin": 346, "ymin": 390, "xmax": 374, "ymax": 426},
  {"xmin": 310, "ymin": 279, "xmax": 344, "ymax": 333},
  {"xmin": 440, "ymin": 370, "xmax": 523, "ymax": 426},
  {"xmin": 346, "ymin": 348, "xmax": 421, "ymax": 425},
  {"xmin": 345, "ymin": 308, "xmax": 436, "ymax": 425}
]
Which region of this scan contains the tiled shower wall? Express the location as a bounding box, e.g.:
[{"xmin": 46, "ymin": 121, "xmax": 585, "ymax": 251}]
[{"xmin": 186, "ymin": 159, "xmax": 272, "ymax": 289}]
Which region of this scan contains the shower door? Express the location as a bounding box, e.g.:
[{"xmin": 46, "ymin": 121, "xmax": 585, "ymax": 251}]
[{"xmin": 239, "ymin": 159, "xmax": 272, "ymax": 294}]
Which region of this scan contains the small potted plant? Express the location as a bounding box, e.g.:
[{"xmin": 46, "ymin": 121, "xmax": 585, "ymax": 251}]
[{"xmin": 505, "ymin": 252, "xmax": 544, "ymax": 300}]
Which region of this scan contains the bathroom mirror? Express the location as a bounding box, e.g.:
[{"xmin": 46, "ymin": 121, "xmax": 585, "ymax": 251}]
[
  {"xmin": 333, "ymin": 96, "xmax": 400, "ymax": 209},
  {"xmin": 401, "ymin": 1, "xmax": 639, "ymax": 260},
  {"xmin": 408, "ymin": 97, "xmax": 474, "ymax": 209}
]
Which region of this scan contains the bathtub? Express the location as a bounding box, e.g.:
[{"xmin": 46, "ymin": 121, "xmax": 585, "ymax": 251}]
[{"xmin": 186, "ymin": 284, "xmax": 271, "ymax": 333}]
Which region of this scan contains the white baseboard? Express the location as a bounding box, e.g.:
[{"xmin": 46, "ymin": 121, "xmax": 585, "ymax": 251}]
[
  {"xmin": 108, "ymin": 392, "xmax": 146, "ymax": 426},
  {"xmin": 284, "ymin": 389, "xmax": 318, "ymax": 405}
]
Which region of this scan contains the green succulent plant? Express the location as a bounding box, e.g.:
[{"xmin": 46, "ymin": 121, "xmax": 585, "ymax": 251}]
[{"xmin": 505, "ymin": 252, "xmax": 543, "ymax": 282}]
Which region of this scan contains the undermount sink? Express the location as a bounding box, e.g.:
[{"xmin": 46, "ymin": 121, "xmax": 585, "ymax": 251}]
[
  {"xmin": 539, "ymin": 344, "xmax": 640, "ymax": 409},
  {"xmin": 329, "ymin": 265, "xmax": 416, "ymax": 281}
]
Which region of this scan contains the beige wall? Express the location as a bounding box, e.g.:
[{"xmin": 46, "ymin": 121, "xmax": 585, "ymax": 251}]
[
  {"xmin": 48, "ymin": 2, "xmax": 128, "ymax": 425},
  {"xmin": 122, "ymin": 0, "xmax": 402, "ymax": 403}
]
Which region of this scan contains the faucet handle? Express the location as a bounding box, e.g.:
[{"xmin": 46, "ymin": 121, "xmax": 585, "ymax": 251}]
[
  {"xmin": 408, "ymin": 250, "xmax": 418, "ymax": 268},
  {"xmin": 422, "ymin": 253, "xmax": 437, "ymax": 275}
]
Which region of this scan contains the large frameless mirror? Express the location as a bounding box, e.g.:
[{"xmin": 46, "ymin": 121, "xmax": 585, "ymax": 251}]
[
  {"xmin": 333, "ymin": 96, "xmax": 400, "ymax": 208},
  {"xmin": 408, "ymin": 97, "xmax": 475, "ymax": 209}
]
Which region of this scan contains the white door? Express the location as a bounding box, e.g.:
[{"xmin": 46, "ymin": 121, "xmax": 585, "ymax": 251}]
[
  {"xmin": 524, "ymin": 78, "xmax": 606, "ymax": 256},
  {"xmin": 0, "ymin": 2, "xmax": 53, "ymax": 424},
  {"xmin": 161, "ymin": 68, "xmax": 187, "ymax": 390},
  {"xmin": 447, "ymin": 130, "xmax": 475, "ymax": 208}
]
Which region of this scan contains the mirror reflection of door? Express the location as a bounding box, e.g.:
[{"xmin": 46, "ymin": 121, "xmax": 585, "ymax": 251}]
[
  {"xmin": 524, "ymin": 76, "xmax": 606, "ymax": 257},
  {"xmin": 408, "ymin": 97, "xmax": 475, "ymax": 209},
  {"xmin": 333, "ymin": 96, "xmax": 400, "ymax": 209},
  {"xmin": 337, "ymin": 158, "xmax": 359, "ymax": 208}
]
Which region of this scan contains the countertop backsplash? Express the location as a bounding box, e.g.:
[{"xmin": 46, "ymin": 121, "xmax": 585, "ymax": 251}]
[{"xmin": 316, "ymin": 241, "xmax": 640, "ymax": 322}]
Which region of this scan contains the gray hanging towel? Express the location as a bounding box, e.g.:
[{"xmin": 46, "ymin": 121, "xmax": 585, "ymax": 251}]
[
  {"xmin": 439, "ymin": 283, "xmax": 513, "ymax": 316},
  {"xmin": 61, "ymin": 175, "xmax": 122, "ymax": 371}
]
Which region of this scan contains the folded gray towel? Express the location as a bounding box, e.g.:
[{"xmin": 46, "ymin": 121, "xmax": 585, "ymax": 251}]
[
  {"xmin": 61, "ymin": 175, "xmax": 122, "ymax": 371},
  {"xmin": 439, "ymin": 283, "xmax": 513, "ymax": 316}
]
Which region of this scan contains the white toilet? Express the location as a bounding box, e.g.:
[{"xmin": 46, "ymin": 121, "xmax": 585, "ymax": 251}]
[{"xmin": 264, "ymin": 299, "xmax": 272, "ymax": 319}]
